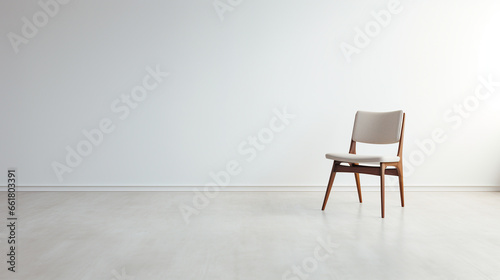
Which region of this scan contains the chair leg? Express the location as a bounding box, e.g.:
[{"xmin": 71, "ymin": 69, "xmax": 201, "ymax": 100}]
[
  {"xmin": 322, "ymin": 162, "xmax": 337, "ymax": 211},
  {"xmin": 354, "ymin": 173, "xmax": 362, "ymax": 203},
  {"xmin": 397, "ymin": 164, "xmax": 405, "ymax": 207},
  {"xmin": 380, "ymin": 163, "xmax": 386, "ymax": 218}
]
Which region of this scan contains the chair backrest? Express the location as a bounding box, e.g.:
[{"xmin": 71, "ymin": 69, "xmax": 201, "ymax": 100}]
[{"xmin": 352, "ymin": 110, "xmax": 404, "ymax": 144}]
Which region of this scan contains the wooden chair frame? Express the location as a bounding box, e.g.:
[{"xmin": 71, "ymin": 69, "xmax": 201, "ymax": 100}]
[{"xmin": 321, "ymin": 113, "xmax": 406, "ymax": 218}]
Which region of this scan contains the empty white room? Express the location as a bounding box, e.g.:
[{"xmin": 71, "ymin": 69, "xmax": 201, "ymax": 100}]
[{"xmin": 1, "ymin": 0, "xmax": 500, "ymax": 279}]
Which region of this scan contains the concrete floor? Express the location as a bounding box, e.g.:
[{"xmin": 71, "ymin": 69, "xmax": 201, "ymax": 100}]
[{"xmin": 1, "ymin": 191, "xmax": 499, "ymax": 280}]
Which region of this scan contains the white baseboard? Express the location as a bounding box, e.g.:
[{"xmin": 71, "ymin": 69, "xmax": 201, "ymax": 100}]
[{"xmin": 1, "ymin": 186, "xmax": 499, "ymax": 192}]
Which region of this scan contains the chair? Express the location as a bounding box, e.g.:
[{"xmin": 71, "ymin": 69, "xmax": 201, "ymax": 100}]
[{"xmin": 321, "ymin": 110, "xmax": 406, "ymax": 218}]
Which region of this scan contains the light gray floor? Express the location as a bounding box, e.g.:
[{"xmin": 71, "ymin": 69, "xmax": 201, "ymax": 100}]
[{"xmin": 1, "ymin": 191, "xmax": 499, "ymax": 280}]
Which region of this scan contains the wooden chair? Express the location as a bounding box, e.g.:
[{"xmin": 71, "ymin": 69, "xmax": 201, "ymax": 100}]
[{"xmin": 321, "ymin": 110, "xmax": 406, "ymax": 218}]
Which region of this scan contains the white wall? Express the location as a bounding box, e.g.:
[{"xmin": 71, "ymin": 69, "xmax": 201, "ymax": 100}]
[{"xmin": 1, "ymin": 0, "xmax": 500, "ymax": 187}]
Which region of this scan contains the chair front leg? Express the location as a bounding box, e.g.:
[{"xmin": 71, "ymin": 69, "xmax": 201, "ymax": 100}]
[
  {"xmin": 380, "ymin": 163, "xmax": 386, "ymax": 218},
  {"xmin": 322, "ymin": 161, "xmax": 338, "ymax": 210}
]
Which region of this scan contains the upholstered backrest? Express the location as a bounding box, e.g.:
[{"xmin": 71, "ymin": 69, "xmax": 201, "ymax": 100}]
[{"xmin": 352, "ymin": 110, "xmax": 404, "ymax": 144}]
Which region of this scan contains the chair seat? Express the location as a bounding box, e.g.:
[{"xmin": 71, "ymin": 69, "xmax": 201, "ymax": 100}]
[{"xmin": 325, "ymin": 152, "xmax": 400, "ymax": 163}]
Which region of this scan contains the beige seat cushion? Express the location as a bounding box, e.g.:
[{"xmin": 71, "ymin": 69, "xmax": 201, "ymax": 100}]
[{"xmin": 325, "ymin": 152, "xmax": 400, "ymax": 163}]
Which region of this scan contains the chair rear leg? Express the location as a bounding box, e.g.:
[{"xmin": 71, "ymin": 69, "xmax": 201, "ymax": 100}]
[
  {"xmin": 397, "ymin": 164, "xmax": 405, "ymax": 207},
  {"xmin": 354, "ymin": 173, "xmax": 362, "ymax": 203},
  {"xmin": 322, "ymin": 162, "xmax": 337, "ymax": 210}
]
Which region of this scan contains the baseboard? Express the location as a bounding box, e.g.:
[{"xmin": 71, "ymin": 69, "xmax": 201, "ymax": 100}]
[{"xmin": 1, "ymin": 186, "xmax": 499, "ymax": 192}]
